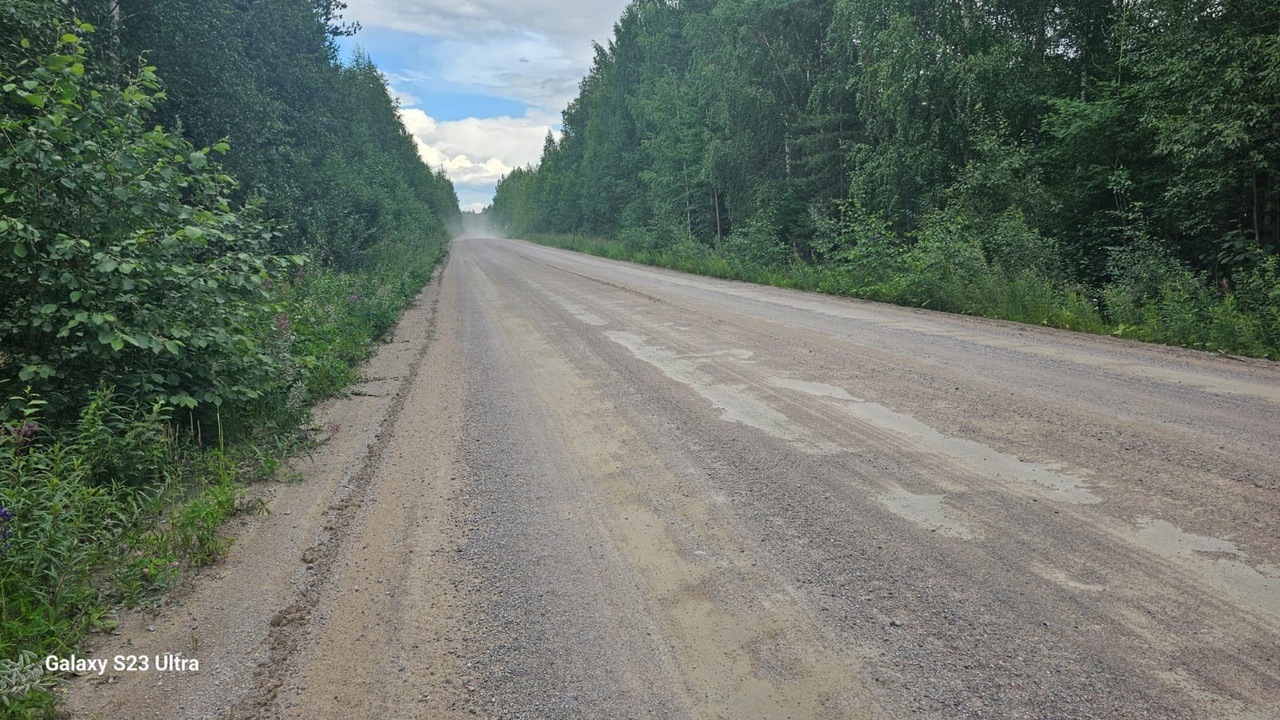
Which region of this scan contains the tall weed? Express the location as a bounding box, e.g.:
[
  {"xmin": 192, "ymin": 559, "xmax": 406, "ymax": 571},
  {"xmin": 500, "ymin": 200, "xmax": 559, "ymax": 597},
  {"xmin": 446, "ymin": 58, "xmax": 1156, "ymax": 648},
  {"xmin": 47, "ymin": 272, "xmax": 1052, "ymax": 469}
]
[{"xmin": 1104, "ymin": 240, "xmax": 1272, "ymax": 355}]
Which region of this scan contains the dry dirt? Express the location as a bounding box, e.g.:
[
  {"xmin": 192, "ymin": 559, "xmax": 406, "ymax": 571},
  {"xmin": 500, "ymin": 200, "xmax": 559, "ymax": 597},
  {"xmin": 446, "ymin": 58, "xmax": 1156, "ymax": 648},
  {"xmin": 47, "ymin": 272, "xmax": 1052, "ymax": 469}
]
[{"xmin": 65, "ymin": 236, "xmax": 1280, "ymax": 719}]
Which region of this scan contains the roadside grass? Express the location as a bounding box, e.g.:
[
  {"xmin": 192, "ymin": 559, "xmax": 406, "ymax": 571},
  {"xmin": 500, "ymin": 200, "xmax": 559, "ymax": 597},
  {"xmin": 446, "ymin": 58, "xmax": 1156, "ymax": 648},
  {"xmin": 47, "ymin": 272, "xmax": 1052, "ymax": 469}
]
[
  {"xmin": 521, "ymin": 233, "xmax": 1279, "ymax": 360},
  {"xmin": 0, "ymin": 238, "xmax": 447, "ymax": 717}
]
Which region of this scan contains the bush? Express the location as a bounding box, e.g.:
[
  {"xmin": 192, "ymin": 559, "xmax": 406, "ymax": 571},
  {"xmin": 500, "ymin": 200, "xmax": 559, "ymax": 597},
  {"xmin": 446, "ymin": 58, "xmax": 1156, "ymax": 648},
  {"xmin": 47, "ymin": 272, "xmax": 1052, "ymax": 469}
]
[
  {"xmin": 1233, "ymin": 255, "xmax": 1280, "ymax": 352},
  {"xmin": 0, "ymin": 22, "xmax": 299, "ymax": 419},
  {"xmin": 0, "ymin": 392, "xmax": 164, "ymax": 660},
  {"xmin": 0, "ymin": 650, "xmax": 56, "ymax": 717},
  {"xmin": 720, "ymin": 214, "xmax": 793, "ymax": 268},
  {"xmin": 0, "ymin": 240, "xmax": 448, "ymax": 714},
  {"xmin": 899, "ymin": 211, "xmax": 993, "ymax": 313},
  {"xmin": 0, "ymin": 388, "xmax": 268, "ymax": 710},
  {"xmin": 811, "ymin": 202, "xmax": 905, "ymax": 292},
  {"xmin": 1103, "ymin": 240, "xmax": 1272, "ymax": 355}
]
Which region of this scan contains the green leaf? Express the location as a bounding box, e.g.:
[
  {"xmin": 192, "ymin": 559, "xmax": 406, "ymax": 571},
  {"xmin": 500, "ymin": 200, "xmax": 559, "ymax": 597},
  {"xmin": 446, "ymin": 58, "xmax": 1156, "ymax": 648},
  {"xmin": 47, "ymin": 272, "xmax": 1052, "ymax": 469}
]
[
  {"xmin": 12, "ymin": 242, "xmax": 27, "ymax": 258},
  {"xmin": 110, "ymin": 336, "xmax": 124, "ymax": 352}
]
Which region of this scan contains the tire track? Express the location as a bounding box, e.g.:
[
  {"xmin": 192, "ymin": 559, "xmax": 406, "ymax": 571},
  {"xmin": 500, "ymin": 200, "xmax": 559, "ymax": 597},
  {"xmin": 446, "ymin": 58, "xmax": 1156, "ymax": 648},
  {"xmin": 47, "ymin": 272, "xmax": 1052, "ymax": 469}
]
[{"xmin": 226, "ymin": 267, "xmax": 448, "ymax": 719}]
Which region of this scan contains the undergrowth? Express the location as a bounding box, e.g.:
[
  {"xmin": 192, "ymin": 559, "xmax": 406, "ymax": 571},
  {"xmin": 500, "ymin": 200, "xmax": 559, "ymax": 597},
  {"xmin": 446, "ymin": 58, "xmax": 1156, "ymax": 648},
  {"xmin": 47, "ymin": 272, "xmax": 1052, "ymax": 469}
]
[{"xmin": 0, "ymin": 238, "xmax": 446, "ymax": 717}]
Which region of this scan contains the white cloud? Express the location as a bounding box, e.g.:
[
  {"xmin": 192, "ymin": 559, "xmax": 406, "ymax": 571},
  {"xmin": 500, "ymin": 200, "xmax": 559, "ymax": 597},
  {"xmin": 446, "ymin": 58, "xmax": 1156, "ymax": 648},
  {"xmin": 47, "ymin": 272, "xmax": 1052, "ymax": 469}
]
[
  {"xmin": 385, "ymin": 83, "xmax": 418, "ymax": 107},
  {"xmin": 400, "ymin": 107, "xmax": 557, "ymax": 189},
  {"xmin": 344, "ymin": 0, "xmax": 628, "ymax": 206},
  {"xmin": 430, "ymin": 36, "xmax": 580, "ymax": 112},
  {"xmin": 345, "ymin": 0, "xmax": 628, "ymax": 113},
  {"xmin": 344, "ymin": 0, "xmax": 624, "ymax": 47}
]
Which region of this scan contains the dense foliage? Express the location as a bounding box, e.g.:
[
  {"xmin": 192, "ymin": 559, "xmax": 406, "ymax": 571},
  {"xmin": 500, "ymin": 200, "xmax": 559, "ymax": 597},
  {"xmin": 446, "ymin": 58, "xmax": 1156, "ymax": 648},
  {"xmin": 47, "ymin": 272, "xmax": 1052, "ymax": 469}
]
[
  {"xmin": 2, "ymin": 1, "xmax": 458, "ymax": 417},
  {"xmin": 1, "ymin": 26, "xmax": 300, "ymax": 417},
  {"xmin": 95, "ymin": 0, "xmax": 459, "ymax": 267},
  {"xmin": 491, "ymin": 0, "xmax": 1280, "ymax": 357},
  {"xmin": 1, "ymin": 1, "xmax": 457, "ymax": 709}
]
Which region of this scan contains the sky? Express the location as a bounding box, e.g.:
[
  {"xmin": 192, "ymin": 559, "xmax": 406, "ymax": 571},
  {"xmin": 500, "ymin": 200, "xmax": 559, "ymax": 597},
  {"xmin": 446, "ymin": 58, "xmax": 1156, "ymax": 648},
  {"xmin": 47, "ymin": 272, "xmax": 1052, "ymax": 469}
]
[{"xmin": 335, "ymin": 0, "xmax": 632, "ymax": 212}]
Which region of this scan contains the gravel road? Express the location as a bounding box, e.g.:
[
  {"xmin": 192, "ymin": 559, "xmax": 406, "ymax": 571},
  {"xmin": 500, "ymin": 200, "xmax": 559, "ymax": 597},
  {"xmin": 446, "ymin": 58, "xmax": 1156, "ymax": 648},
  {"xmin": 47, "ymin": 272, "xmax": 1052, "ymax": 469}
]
[{"xmin": 68, "ymin": 236, "xmax": 1280, "ymax": 719}]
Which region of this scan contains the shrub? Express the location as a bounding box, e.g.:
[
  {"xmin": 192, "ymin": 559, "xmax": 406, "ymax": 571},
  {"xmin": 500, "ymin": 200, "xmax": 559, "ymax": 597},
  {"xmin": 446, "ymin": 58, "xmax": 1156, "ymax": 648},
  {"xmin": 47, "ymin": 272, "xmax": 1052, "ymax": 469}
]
[
  {"xmin": 0, "ymin": 392, "xmax": 157, "ymax": 659},
  {"xmin": 0, "ymin": 390, "xmax": 262, "ymax": 718},
  {"xmin": 811, "ymin": 202, "xmax": 905, "ymax": 292},
  {"xmin": 899, "ymin": 211, "xmax": 993, "ymax": 313},
  {"xmin": 1104, "ymin": 239, "xmax": 1271, "ymax": 355},
  {"xmin": 0, "ymin": 22, "xmax": 300, "ymax": 419},
  {"xmin": 1233, "ymin": 255, "xmax": 1280, "ymax": 353},
  {"xmin": 720, "ymin": 213, "xmax": 793, "ymax": 268}
]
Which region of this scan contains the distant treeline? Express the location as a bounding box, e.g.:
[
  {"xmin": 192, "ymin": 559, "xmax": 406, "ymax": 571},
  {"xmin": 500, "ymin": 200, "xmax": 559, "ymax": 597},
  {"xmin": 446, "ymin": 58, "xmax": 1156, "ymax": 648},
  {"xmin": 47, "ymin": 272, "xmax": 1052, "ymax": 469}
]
[{"xmin": 491, "ymin": 0, "xmax": 1280, "ymax": 356}]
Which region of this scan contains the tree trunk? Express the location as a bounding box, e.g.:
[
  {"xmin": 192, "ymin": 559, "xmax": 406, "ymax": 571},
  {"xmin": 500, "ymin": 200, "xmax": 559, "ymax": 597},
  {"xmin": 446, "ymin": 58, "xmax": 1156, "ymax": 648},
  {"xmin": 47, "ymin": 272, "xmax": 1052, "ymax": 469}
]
[{"xmin": 714, "ymin": 188, "xmax": 722, "ymax": 240}]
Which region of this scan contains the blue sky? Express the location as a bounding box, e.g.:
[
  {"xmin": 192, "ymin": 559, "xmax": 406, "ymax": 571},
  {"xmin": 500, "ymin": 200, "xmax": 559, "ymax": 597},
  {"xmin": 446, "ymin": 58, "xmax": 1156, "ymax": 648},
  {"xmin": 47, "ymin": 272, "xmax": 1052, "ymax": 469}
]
[{"xmin": 336, "ymin": 0, "xmax": 631, "ymax": 211}]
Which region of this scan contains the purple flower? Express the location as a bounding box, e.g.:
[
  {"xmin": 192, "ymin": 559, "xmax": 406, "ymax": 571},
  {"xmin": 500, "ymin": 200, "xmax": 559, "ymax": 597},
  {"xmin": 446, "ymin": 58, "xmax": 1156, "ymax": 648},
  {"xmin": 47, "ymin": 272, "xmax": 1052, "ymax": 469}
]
[
  {"xmin": 5, "ymin": 421, "xmax": 38, "ymax": 449},
  {"xmin": 275, "ymin": 313, "xmax": 291, "ymax": 335},
  {"xmin": 347, "ymin": 294, "xmax": 359, "ymax": 304},
  {"xmin": 0, "ymin": 504, "xmax": 13, "ymax": 553}
]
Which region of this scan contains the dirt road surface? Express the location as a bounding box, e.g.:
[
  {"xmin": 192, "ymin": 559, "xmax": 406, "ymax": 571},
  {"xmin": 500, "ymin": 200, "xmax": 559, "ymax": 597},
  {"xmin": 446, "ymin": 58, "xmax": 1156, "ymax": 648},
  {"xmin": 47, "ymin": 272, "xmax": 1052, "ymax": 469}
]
[{"xmin": 68, "ymin": 236, "xmax": 1280, "ymax": 719}]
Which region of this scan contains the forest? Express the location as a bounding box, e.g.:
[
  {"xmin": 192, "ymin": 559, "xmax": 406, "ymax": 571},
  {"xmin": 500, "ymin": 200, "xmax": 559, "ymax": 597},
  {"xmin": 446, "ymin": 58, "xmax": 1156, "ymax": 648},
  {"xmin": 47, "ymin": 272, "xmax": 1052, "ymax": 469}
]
[
  {"xmin": 0, "ymin": 0, "xmax": 456, "ymax": 709},
  {"xmin": 490, "ymin": 0, "xmax": 1280, "ymax": 357}
]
